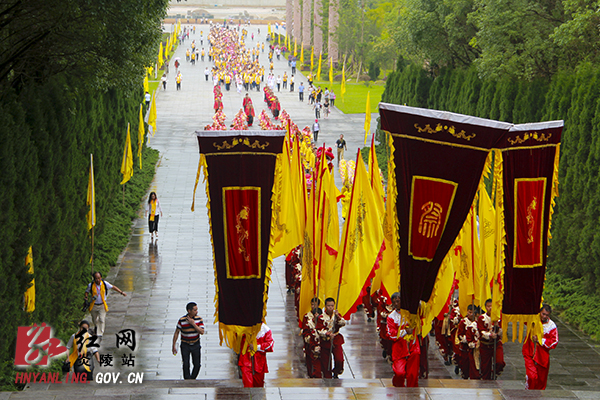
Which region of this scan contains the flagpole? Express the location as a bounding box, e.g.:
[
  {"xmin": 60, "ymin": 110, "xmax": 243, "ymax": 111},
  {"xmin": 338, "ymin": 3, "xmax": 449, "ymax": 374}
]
[
  {"xmin": 316, "ymin": 193, "xmax": 326, "ymax": 302},
  {"xmin": 91, "ymin": 226, "xmax": 95, "ymax": 273},
  {"xmin": 336, "ymin": 150, "xmax": 361, "ymax": 307}
]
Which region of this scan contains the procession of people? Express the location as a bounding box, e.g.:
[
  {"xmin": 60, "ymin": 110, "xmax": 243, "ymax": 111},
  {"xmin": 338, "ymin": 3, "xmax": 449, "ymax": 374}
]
[{"xmin": 151, "ymin": 21, "xmax": 561, "ymax": 390}]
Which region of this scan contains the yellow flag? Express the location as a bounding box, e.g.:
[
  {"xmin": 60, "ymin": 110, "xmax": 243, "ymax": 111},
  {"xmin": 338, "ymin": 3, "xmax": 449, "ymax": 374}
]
[
  {"xmin": 300, "ymin": 45, "xmax": 304, "ymax": 64},
  {"xmin": 24, "ymin": 246, "xmax": 35, "ymax": 313},
  {"xmin": 120, "ymin": 124, "xmax": 133, "ymax": 185},
  {"xmin": 137, "ymin": 104, "xmax": 144, "ymax": 169},
  {"xmin": 278, "ymin": 33, "xmax": 281, "ymax": 45},
  {"xmin": 268, "ymin": 23, "xmax": 271, "ymax": 34},
  {"xmin": 316, "ymin": 52, "xmax": 322, "ymax": 81},
  {"xmin": 335, "ymin": 151, "xmax": 385, "ymax": 318},
  {"xmin": 299, "ymin": 176, "xmax": 318, "ymax": 319},
  {"xmin": 329, "ymin": 57, "xmax": 333, "ymax": 88},
  {"xmin": 271, "ymin": 139, "xmax": 303, "ymax": 258},
  {"xmin": 294, "ymin": 38, "xmax": 297, "ymax": 57},
  {"xmin": 454, "ymin": 206, "xmax": 480, "ymax": 313},
  {"xmin": 317, "ymin": 167, "xmax": 341, "ymax": 300},
  {"xmin": 148, "ymin": 91, "xmax": 157, "ymax": 136},
  {"xmin": 292, "ymin": 135, "xmax": 308, "ymax": 235},
  {"xmin": 165, "ymin": 37, "xmax": 170, "ymax": 59},
  {"xmin": 158, "ymin": 42, "xmax": 163, "ymax": 68},
  {"xmin": 364, "ymin": 91, "xmax": 371, "ymax": 144},
  {"xmin": 368, "ymin": 135, "xmax": 385, "ymax": 216},
  {"xmin": 479, "ymin": 188, "xmax": 495, "ymax": 305},
  {"xmin": 143, "ymin": 74, "xmax": 149, "ymax": 94},
  {"xmin": 310, "ymin": 46, "xmax": 314, "ymax": 71},
  {"xmin": 341, "ymin": 66, "xmax": 346, "ymax": 102},
  {"xmin": 379, "ymin": 140, "xmax": 400, "ymax": 297},
  {"xmin": 87, "ymin": 154, "xmax": 96, "ymax": 230}
]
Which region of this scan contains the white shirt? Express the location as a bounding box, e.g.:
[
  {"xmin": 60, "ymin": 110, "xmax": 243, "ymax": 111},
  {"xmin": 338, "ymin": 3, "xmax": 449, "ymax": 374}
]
[
  {"xmin": 145, "ymin": 93, "xmax": 151, "ymax": 102},
  {"xmin": 146, "ymin": 199, "xmax": 162, "ymax": 215},
  {"xmin": 86, "ymin": 281, "xmax": 113, "ymax": 304}
]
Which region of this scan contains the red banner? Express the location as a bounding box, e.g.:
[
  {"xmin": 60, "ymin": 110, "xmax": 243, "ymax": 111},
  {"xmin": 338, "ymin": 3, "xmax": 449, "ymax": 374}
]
[
  {"xmin": 409, "ymin": 176, "xmax": 457, "ymax": 262},
  {"xmin": 380, "ymin": 104, "xmax": 511, "ymax": 315},
  {"xmin": 514, "ymin": 178, "xmax": 546, "ymax": 268},
  {"xmin": 197, "ymin": 130, "xmax": 285, "ymax": 348},
  {"xmin": 223, "ymin": 187, "xmax": 261, "ymax": 278},
  {"xmin": 500, "ymin": 122, "xmax": 562, "ymax": 317}
]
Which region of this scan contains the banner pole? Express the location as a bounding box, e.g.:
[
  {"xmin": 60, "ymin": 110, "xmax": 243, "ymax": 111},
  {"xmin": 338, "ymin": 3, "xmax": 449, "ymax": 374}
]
[
  {"xmin": 335, "ymin": 149, "xmax": 361, "ymax": 307},
  {"xmin": 91, "ymin": 226, "xmax": 94, "ymax": 274}
]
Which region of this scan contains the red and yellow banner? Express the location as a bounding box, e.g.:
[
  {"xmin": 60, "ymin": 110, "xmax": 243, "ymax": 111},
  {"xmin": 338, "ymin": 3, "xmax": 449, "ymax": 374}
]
[
  {"xmin": 380, "ymin": 103, "xmax": 511, "ymax": 317},
  {"xmin": 223, "ymin": 187, "xmax": 261, "ymax": 278},
  {"xmin": 500, "ymin": 123, "xmax": 562, "ymax": 339},
  {"xmin": 409, "ymin": 176, "xmax": 457, "ymax": 262},
  {"xmin": 196, "ymin": 130, "xmax": 285, "ymax": 353}
]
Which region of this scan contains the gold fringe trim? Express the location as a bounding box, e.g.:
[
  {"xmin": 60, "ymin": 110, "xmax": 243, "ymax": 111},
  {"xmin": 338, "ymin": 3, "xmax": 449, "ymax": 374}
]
[
  {"xmin": 400, "ymin": 309, "xmax": 421, "ymax": 340},
  {"xmin": 502, "ymin": 313, "xmax": 543, "ymax": 343},
  {"xmin": 200, "ymin": 156, "xmax": 220, "ymax": 328},
  {"xmin": 548, "ymin": 144, "xmax": 560, "ymax": 243},
  {"xmin": 191, "ymin": 154, "xmax": 204, "ymax": 212},
  {"xmin": 219, "ymin": 322, "xmax": 262, "ymax": 355},
  {"xmin": 387, "ymin": 131, "xmax": 400, "ymax": 288},
  {"xmin": 422, "ymin": 251, "xmax": 454, "ymax": 337},
  {"xmin": 493, "ymin": 150, "xmax": 506, "ymax": 326}
]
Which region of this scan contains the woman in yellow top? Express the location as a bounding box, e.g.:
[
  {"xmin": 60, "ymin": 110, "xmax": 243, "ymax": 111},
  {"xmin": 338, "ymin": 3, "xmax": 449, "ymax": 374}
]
[{"xmin": 145, "ymin": 192, "xmax": 163, "ymax": 240}]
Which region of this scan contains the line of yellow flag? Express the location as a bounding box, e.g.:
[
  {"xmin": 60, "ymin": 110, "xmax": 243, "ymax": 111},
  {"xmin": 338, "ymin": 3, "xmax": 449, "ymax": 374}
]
[{"xmin": 120, "ymin": 123, "xmax": 133, "ymax": 185}]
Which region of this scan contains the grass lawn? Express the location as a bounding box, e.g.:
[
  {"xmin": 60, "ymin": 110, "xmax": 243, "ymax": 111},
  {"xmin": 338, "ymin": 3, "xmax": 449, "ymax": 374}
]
[
  {"xmin": 148, "ymin": 80, "xmax": 160, "ymax": 94},
  {"xmin": 311, "ymin": 80, "xmax": 385, "ymax": 114}
]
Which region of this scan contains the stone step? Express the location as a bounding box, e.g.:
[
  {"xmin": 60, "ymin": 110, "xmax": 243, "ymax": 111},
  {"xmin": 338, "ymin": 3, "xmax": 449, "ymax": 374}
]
[{"xmin": 10, "ymin": 379, "xmax": 600, "ymax": 399}]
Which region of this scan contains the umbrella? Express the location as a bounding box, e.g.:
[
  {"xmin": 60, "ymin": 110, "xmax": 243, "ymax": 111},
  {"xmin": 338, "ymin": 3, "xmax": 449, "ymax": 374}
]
[{"xmin": 174, "ymin": 57, "xmax": 181, "ymax": 61}]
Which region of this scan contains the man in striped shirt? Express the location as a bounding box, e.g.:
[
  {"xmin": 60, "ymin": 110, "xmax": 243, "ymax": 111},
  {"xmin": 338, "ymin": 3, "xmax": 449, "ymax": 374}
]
[{"xmin": 172, "ymin": 302, "xmax": 205, "ymax": 379}]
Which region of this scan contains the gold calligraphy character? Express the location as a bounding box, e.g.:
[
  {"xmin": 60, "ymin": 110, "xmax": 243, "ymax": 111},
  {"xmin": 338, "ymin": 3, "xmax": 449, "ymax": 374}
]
[
  {"xmin": 236, "ymin": 206, "xmax": 250, "ymax": 261},
  {"xmin": 418, "ymin": 201, "xmax": 443, "ymax": 238},
  {"xmin": 526, "ymin": 197, "xmax": 537, "ymax": 244}
]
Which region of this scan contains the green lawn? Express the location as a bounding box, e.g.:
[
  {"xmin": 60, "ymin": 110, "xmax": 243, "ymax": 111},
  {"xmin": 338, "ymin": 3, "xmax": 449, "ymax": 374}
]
[
  {"xmin": 311, "ymin": 80, "xmax": 385, "ymax": 114},
  {"xmin": 148, "ymin": 80, "xmax": 160, "ymax": 94}
]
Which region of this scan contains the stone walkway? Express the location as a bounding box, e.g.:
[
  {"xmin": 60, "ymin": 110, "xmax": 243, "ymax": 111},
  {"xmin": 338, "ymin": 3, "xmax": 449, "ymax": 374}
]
[{"xmin": 11, "ymin": 23, "xmax": 600, "ymax": 399}]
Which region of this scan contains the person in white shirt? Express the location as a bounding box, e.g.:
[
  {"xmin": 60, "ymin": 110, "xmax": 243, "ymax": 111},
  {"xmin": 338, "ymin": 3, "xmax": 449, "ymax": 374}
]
[
  {"xmin": 145, "ymin": 91, "xmax": 151, "ymax": 109},
  {"xmin": 84, "ymin": 271, "xmax": 126, "ymax": 337},
  {"xmin": 276, "ymin": 75, "xmax": 282, "ymax": 92},
  {"xmin": 145, "ymin": 191, "xmax": 163, "ymax": 240}
]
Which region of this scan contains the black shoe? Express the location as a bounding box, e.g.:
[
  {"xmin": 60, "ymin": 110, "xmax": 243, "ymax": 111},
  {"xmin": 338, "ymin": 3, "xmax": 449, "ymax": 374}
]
[
  {"xmin": 444, "ymin": 360, "xmax": 452, "ymax": 366},
  {"xmin": 367, "ymin": 317, "xmax": 372, "ymax": 322},
  {"xmin": 332, "ymin": 374, "xmax": 339, "ymax": 379},
  {"xmin": 382, "ymin": 350, "xmax": 387, "ymax": 359},
  {"xmin": 454, "ymin": 366, "xmax": 460, "ymax": 375}
]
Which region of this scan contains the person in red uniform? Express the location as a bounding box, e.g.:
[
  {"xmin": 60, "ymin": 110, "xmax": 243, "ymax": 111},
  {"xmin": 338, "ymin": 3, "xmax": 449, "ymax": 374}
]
[
  {"xmin": 457, "ymin": 304, "xmax": 480, "ymax": 379},
  {"xmin": 522, "ymin": 304, "xmax": 559, "ymax": 390},
  {"xmin": 449, "ymin": 300, "xmax": 462, "ymax": 375},
  {"xmin": 374, "ymin": 289, "xmax": 393, "ymax": 360},
  {"xmin": 433, "ymin": 303, "xmax": 453, "ymax": 366},
  {"xmin": 316, "ymin": 297, "xmax": 346, "ymax": 378},
  {"xmin": 387, "ymin": 292, "xmax": 420, "ymax": 387},
  {"xmin": 478, "ymin": 298, "xmax": 505, "ymax": 380},
  {"xmin": 238, "ymin": 323, "xmax": 274, "ymax": 387},
  {"xmin": 301, "ymin": 298, "xmax": 322, "ymax": 378}
]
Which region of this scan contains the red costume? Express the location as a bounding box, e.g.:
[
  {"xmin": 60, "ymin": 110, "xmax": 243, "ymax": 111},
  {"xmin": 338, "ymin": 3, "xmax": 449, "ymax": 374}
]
[
  {"xmin": 477, "ymin": 313, "xmax": 505, "ymax": 379},
  {"xmin": 374, "ymin": 291, "xmax": 393, "ymax": 359},
  {"xmin": 522, "ymin": 319, "xmax": 558, "ymax": 390},
  {"xmin": 238, "ymin": 324, "xmax": 274, "ymax": 387},
  {"xmin": 316, "ymin": 311, "xmax": 346, "ymax": 378},
  {"xmin": 301, "ymin": 310, "xmax": 322, "ymax": 378},
  {"xmin": 449, "ymin": 303, "xmax": 462, "ymax": 368},
  {"xmin": 387, "ymin": 310, "xmax": 420, "ymax": 387},
  {"xmin": 457, "ymin": 316, "xmax": 480, "ymax": 379},
  {"xmin": 433, "ymin": 303, "xmax": 453, "ymax": 364}
]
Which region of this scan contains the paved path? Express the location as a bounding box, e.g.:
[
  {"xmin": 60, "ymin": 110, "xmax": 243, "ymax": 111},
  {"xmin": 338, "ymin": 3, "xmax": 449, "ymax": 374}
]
[{"xmin": 11, "ymin": 23, "xmax": 600, "ymax": 399}]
